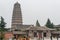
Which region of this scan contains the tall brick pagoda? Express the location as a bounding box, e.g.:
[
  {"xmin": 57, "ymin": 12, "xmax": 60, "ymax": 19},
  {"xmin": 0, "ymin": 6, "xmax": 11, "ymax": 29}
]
[{"xmin": 11, "ymin": 2, "xmax": 22, "ymax": 29}]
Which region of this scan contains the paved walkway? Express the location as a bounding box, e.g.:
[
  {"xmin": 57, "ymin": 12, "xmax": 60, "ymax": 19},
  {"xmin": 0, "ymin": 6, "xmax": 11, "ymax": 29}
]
[
  {"xmin": 30, "ymin": 37, "xmax": 60, "ymax": 40},
  {"xmin": 42, "ymin": 37, "xmax": 60, "ymax": 40}
]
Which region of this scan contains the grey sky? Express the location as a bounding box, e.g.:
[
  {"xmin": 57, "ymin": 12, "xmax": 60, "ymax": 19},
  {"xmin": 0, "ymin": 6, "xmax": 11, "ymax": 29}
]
[{"xmin": 0, "ymin": 0, "xmax": 60, "ymax": 28}]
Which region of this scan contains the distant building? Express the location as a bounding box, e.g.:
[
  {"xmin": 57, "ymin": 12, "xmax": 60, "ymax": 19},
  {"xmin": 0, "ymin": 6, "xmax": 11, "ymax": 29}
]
[
  {"xmin": 54, "ymin": 25, "xmax": 60, "ymax": 29},
  {"xmin": 4, "ymin": 32, "xmax": 13, "ymax": 40}
]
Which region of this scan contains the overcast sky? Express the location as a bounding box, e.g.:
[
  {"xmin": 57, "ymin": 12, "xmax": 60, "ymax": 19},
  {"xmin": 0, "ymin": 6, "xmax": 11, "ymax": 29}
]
[{"xmin": 0, "ymin": 0, "xmax": 60, "ymax": 28}]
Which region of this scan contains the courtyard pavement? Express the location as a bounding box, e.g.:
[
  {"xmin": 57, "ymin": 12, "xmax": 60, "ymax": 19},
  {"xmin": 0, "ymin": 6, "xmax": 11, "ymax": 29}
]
[
  {"xmin": 42, "ymin": 37, "xmax": 60, "ymax": 40},
  {"xmin": 30, "ymin": 37, "xmax": 60, "ymax": 40}
]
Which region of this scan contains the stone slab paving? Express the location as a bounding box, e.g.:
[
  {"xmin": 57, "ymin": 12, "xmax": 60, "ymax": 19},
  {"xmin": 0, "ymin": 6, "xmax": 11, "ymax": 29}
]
[
  {"xmin": 43, "ymin": 38, "xmax": 60, "ymax": 40},
  {"xmin": 30, "ymin": 37, "xmax": 60, "ymax": 40}
]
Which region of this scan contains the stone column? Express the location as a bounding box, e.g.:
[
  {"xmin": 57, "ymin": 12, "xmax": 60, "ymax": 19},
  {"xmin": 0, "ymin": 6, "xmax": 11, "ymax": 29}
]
[
  {"xmin": 50, "ymin": 33, "xmax": 52, "ymax": 40},
  {"xmin": 42, "ymin": 32, "xmax": 44, "ymax": 40}
]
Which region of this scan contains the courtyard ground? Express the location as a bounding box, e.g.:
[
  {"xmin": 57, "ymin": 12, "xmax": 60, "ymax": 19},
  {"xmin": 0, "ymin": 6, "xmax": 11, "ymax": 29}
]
[{"xmin": 30, "ymin": 37, "xmax": 60, "ymax": 40}]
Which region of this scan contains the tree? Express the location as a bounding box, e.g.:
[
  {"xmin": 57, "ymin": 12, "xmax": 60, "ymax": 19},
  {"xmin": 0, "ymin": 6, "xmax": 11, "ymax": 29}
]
[
  {"xmin": 0, "ymin": 17, "xmax": 6, "ymax": 28},
  {"xmin": 45, "ymin": 18, "xmax": 54, "ymax": 28},
  {"xmin": 36, "ymin": 20, "xmax": 40, "ymax": 27},
  {"xmin": 51, "ymin": 23, "xmax": 54, "ymax": 28},
  {"xmin": 0, "ymin": 16, "xmax": 6, "ymax": 40}
]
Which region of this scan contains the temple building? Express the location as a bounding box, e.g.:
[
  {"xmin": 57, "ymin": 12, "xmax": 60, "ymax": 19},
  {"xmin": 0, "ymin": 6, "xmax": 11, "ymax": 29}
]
[{"xmin": 4, "ymin": 2, "xmax": 56, "ymax": 40}]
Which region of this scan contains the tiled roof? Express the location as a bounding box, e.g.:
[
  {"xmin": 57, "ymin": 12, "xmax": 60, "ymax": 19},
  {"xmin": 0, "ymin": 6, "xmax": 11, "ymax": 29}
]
[
  {"xmin": 26, "ymin": 26, "xmax": 56, "ymax": 31},
  {"xmin": 13, "ymin": 31, "xmax": 26, "ymax": 34},
  {"xmin": 11, "ymin": 25, "xmax": 55, "ymax": 31},
  {"xmin": 11, "ymin": 24, "xmax": 33, "ymax": 30}
]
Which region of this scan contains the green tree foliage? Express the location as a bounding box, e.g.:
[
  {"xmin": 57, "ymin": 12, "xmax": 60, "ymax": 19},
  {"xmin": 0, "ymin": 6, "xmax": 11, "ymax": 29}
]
[
  {"xmin": 36, "ymin": 20, "xmax": 40, "ymax": 27},
  {"xmin": 0, "ymin": 17, "xmax": 7, "ymax": 31},
  {"xmin": 0, "ymin": 17, "xmax": 6, "ymax": 28},
  {"xmin": 45, "ymin": 18, "xmax": 54, "ymax": 28},
  {"xmin": 0, "ymin": 16, "xmax": 7, "ymax": 40},
  {"xmin": 51, "ymin": 23, "xmax": 54, "ymax": 28}
]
